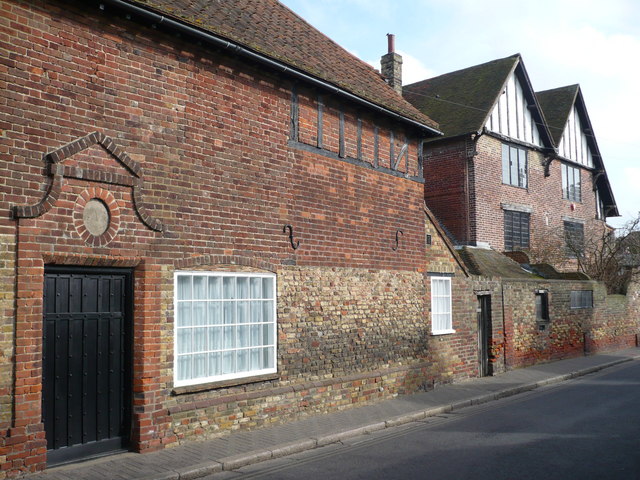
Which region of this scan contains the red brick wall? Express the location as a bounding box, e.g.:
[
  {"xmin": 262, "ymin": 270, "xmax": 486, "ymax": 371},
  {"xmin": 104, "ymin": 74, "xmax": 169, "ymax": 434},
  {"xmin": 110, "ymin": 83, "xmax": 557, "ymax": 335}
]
[
  {"xmin": 1, "ymin": 2, "xmax": 480, "ymax": 476},
  {"xmin": 423, "ymin": 138, "xmax": 470, "ymax": 243},
  {"xmin": 424, "ymin": 134, "xmax": 605, "ymax": 256}
]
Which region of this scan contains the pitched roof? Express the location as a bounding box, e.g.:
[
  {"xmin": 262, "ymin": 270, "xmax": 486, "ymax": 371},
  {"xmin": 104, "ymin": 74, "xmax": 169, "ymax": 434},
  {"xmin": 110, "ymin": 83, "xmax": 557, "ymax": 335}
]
[
  {"xmin": 403, "ymin": 54, "xmax": 519, "ymax": 139},
  {"xmin": 535, "ymin": 84, "xmax": 578, "ymax": 145},
  {"xmin": 536, "ymin": 85, "xmax": 619, "ymax": 217},
  {"xmin": 111, "ymin": 0, "xmax": 439, "ymax": 132},
  {"xmin": 403, "ymin": 54, "xmax": 553, "ymax": 148}
]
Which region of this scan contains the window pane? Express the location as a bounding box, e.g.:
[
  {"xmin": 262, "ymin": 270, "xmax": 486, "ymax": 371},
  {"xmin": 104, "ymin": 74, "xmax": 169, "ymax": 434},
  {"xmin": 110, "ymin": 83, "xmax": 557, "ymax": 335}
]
[
  {"xmin": 208, "ymin": 302, "xmax": 222, "ymax": 326},
  {"xmin": 510, "ymin": 147, "xmax": 518, "ymax": 186},
  {"xmin": 177, "ymin": 328, "xmax": 192, "ymax": 354},
  {"xmin": 264, "ymin": 347, "xmax": 274, "ymax": 369},
  {"xmin": 177, "ymin": 355, "xmax": 191, "ymax": 381},
  {"xmin": 208, "ymin": 276, "xmax": 222, "ymax": 299},
  {"xmin": 237, "ymin": 349, "xmax": 248, "ymax": 372},
  {"xmin": 518, "ymin": 148, "xmax": 527, "ymax": 188},
  {"xmin": 177, "ymin": 301, "xmax": 192, "ymax": 327},
  {"xmin": 237, "ymin": 277, "xmax": 249, "ymax": 299},
  {"xmin": 263, "ymin": 301, "xmax": 273, "ymax": 324},
  {"xmin": 209, "ymin": 326, "xmax": 223, "ymax": 351},
  {"xmin": 222, "ymin": 351, "xmax": 235, "ymax": 374},
  {"xmin": 263, "ymin": 324, "xmax": 274, "ymax": 345},
  {"xmin": 223, "ymin": 301, "xmax": 236, "ymax": 324},
  {"xmin": 193, "ymin": 327, "xmax": 207, "ymax": 352},
  {"xmin": 193, "ymin": 276, "xmax": 207, "ymax": 299},
  {"xmin": 223, "ymin": 326, "xmax": 236, "ymax": 348},
  {"xmin": 502, "ymin": 144, "xmax": 510, "ymax": 183},
  {"xmin": 238, "ymin": 325, "xmax": 250, "ymax": 348},
  {"xmin": 193, "ymin": 301, "xmax": 206, "ymax": 326},
  {"xmin": 250, "ymin": 277, "xmax": 262, "ymax": 299},
  {"xmin": 250, "ymin": 324, "xmax": 262, "ymax": 346},
  {"xmin": 193, "ymin": 353, "xmax": 207, "ymax": 379},
  {"xmin": 262, "ymin": 277, "xmax": 274, "ymax": 299},
  {"xmin": 223, "ymin": 277, "xmax": 236, "ymax": 299},
  {"xmin": 250, "ymin": 348, "xmax": 262, "ymax": 370},
  {"xmin": 237, "ymin": 301, "xmax": 250, "ymax": 323},
  {"xmin": 209, "ymin": 352, "xmax": 222, "ymax": 376},
  {"xmin": 251, "ymin": 301, "xmax": 262, "ymax": 323},
  {"xmin": 177, "ymin": 275, "xmax": 191, "ymax": 300}
]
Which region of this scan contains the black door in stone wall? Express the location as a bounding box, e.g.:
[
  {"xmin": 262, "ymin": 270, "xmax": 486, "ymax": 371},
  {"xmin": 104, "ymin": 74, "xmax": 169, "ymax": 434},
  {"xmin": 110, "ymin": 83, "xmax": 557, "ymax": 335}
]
[
  {"xmin": 477, "ymin": 295, "xmax": 492, "ymax": 377},
  {"xmin": 43, "ymin": 267, "xmax": 132, "ymax": 466}
]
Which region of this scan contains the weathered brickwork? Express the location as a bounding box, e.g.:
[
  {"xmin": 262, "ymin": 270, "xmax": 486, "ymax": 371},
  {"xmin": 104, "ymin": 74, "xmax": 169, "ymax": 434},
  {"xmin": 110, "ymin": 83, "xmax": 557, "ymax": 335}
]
[
  {"xmin": 424, "ymin": 134, "xmax": 604, "ymax": 258},
  {"xmin": 0, "ymin": 235, "xmax": 15, "ymax": 430},
  {"xmin": 0, "ymin": 2, "xmax": 480, "ymax": 476},
  {"xmin": 475, "ymin": 277, "xmax": 640, "ymax": 373}
]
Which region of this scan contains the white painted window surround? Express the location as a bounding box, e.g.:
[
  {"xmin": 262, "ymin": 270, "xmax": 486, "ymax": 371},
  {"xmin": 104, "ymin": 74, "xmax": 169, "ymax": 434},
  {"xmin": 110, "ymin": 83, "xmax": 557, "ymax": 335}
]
[
  {"xmin": 174, "ymin": 272, "xmax": 277, "ymax": 387},
  {"xmin": 431, "ymin": 277, "xmax": 454, "ymax": 335}
]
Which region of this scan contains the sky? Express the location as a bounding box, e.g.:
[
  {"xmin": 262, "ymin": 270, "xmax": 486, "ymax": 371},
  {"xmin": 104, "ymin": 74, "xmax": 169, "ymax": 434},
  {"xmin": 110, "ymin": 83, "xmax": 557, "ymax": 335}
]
[{"xmin": 279, "ymin": 0, "xmax": 639, "ymax": 229}]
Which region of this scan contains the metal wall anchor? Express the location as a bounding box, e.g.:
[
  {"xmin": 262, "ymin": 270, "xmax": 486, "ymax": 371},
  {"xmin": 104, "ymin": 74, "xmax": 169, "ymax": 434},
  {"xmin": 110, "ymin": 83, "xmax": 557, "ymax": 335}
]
[
  {"xmin": 283, "ymin": 224, "xmax": 300, "ymax": 250},
  {"xmin": 392, "ymin": 229, "xmax": 403, "ymax": 251}
]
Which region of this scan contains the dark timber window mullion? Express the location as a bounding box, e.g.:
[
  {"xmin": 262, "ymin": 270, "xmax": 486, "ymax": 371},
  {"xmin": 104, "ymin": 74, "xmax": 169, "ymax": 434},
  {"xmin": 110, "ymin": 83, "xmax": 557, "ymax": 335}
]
[{"xmin": 316, "ymin": 93, "xmax": 323, "ymax": 149}]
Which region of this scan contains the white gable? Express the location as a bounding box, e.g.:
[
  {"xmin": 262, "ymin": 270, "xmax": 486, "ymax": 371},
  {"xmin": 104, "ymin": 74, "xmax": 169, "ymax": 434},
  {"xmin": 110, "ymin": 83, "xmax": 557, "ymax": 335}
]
[
  {"xmin": 557, "ymin": 105, "xmax": 593, "ymax": 167},
  {"xmin": 485, "ymin": 72, "xmax": 542, "ymax": 147}
]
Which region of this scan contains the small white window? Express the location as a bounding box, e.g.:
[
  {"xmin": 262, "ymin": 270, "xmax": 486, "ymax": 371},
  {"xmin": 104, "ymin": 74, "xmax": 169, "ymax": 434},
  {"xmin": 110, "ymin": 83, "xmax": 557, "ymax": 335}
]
[
  {"xmin": 174, "ymin": 272, "xmax": 277, "ymax": 387},
  {"xmin": 431, "ymin": 277, "xmax": 454, "ymax": 335}
]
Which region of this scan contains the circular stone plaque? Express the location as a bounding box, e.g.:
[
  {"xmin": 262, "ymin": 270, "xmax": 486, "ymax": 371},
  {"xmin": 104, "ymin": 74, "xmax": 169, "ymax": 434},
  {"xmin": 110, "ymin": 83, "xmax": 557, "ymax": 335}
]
[{"xmin": 82, "ymin": 199, "xmax": 110, "ymax": 236}]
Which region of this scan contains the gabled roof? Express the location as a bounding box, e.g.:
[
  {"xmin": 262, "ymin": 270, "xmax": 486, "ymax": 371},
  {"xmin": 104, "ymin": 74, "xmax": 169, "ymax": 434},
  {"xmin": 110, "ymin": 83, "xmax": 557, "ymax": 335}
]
[
  {"xmin": 403, "ymin": 54, "xmax": 553, "ymax": 148},
  {"xmin": 536, "ymin": 85, "xmax": 619, "ymax": 217},
  {"xmin": 104, "ymin": 0, "xmax": 439, "ymax": 133}
]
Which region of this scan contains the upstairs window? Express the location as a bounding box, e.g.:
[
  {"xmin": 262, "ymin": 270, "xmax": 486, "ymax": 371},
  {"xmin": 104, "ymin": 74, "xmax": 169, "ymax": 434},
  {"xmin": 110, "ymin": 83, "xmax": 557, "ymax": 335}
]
[
  {"xmin": 504, "ymin": 210, "xmax": 530, "ymax": 251},
  {"xmin": 570, "ymin": 290, "xmax": 593, "ymax": 309},
  {"xmin": 174, "ymin": 272, "xmax": 277, "ymax": 387},
  {"xmin": 562, "ymin": 164, "xmax": 581, "ymax": 202},
  {"xmin": 502, "ymin": 144, "xmax": 528, "ymax": 188},
  {"xmin": 564, "ymin": 221, "xmax": 585, "ymax": 258}
]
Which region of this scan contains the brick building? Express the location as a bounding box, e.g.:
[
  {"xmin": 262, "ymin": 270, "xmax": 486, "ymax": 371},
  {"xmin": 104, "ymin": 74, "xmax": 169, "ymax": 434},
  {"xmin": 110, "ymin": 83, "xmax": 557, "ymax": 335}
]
[
  {"xmin": 403, "ymin": 54, "xmax": 618, "ymax": 262},
  {"xmin": 0, "ymin": 0, "xmax": 480, "ymax": 476}
]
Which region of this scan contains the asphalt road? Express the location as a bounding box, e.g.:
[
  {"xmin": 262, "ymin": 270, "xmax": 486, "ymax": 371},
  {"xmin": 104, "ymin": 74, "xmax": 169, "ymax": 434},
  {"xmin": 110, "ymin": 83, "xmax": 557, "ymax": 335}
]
[{"xmin": 209, "ymin": 361, "xmax": 640, "ymax": 480}]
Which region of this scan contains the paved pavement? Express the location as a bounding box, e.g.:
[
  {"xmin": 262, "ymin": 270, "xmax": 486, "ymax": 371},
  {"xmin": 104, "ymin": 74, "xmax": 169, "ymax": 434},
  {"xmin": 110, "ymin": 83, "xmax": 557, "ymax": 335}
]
[{"xmin": 28, "ymin": 348, "xmax": 640, "ymax": 480}]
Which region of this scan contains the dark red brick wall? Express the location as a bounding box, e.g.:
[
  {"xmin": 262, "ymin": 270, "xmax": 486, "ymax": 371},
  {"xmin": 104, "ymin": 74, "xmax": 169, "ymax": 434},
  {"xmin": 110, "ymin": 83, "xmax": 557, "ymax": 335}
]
[
  {"xmin": 423, "ymin": 138, "xmax": 470, "ymax": 243},
  {"xmin": 424, "ymin": 134, "xmax": 604, "ymax": 254},
  {"xmin": 0, "ymin": 1, "xmax": 480, "ymax": 476}
]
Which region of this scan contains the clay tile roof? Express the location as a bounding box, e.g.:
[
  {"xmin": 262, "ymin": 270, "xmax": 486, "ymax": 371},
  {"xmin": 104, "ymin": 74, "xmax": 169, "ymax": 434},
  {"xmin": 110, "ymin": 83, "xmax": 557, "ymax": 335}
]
[
  {"xmin": 123, "ymin": 0, "xmax": 439, "ymax": 131},
  {"xmin": 403, "ymin": 54, "xmax": 519, "ymax": 139}
]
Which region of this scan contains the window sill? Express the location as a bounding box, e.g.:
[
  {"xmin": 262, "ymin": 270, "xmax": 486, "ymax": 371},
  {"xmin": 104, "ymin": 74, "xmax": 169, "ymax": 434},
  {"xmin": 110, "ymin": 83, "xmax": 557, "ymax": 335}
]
[
  {"xmin": 431, "ymin": 329, "xmax": 456, "ymax": 336},
  {"xmin": 172, "ymin": 373, "xmax": 279, "ymax": 395}
]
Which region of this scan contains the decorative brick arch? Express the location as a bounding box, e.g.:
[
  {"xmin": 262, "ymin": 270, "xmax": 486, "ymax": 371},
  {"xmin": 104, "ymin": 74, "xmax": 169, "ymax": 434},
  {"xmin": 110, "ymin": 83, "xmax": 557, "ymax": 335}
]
[{"xmin": 11, "ymin": 131, "xmax": 163, "ymax": 232}]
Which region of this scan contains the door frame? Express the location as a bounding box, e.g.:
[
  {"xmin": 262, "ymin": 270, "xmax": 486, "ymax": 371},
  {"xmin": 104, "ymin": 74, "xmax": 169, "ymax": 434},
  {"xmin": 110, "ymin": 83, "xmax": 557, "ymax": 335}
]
[
  {"xmin": 43, "ymin": 265, "xmax": 134, "ymax": 466},
  {"xmin": 477, "ymin": 294, "xmax": 492, "ymax": 377}
]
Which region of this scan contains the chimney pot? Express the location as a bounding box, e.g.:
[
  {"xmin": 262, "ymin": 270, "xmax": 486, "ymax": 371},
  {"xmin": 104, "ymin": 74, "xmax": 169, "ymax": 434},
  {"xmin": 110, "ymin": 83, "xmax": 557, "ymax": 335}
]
[{"xmin": 387, "ymin": 33, "xmax": 395, "ymax": 53}]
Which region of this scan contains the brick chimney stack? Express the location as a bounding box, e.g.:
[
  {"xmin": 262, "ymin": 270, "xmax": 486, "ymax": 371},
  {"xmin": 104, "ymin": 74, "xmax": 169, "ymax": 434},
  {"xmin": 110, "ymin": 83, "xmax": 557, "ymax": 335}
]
[{"xmin": 380, "ymin": 33, "xmax": 402, "ymax": 95}]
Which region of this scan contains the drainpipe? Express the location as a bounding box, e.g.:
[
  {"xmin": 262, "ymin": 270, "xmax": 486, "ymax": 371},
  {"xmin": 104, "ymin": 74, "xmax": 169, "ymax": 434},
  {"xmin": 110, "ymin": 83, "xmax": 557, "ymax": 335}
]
[{"xmin": 98, "ymin": 0, "xmax": 442, "ymax": 136}]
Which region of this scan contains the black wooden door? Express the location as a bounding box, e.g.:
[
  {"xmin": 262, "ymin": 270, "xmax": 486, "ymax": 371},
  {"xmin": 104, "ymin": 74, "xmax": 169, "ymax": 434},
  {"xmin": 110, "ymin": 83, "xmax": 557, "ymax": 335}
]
[
  {"xmin": 43, "ymin": 268, "xmax": 132, "ymax": 466},
  {"xmin": 477, "ymin": 295, "xmax": 491, "ymax": 377}
]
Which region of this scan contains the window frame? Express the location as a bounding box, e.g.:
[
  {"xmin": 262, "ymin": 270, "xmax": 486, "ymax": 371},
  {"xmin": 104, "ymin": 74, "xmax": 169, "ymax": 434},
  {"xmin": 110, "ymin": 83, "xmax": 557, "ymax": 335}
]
[
  {"xmin": 562, "ymin": 163, "xmax": 582, "ymax": 202},
  {"xmin": 431, "ymin": 276, "xmax": 454, "ymax": 335},
  {"xmin": 502, "ymin": 143, "xmax": 528, "ymax": 188},
  {"xmin": 173, "ymin": 271, "xmax": 277, "ymax": 388},
  {"xmin": 570, "ymin": 290, "xmax": 593, "ymax": 309},
  {"xmin": 504, "ymin": 209, "xmax": 530, "ymax": 251},
  {"xmin": 535, "ymin": 291, "xmax": 549, "ymax": 322},
  {"xmin": 564, "ymin": 221, "xmax": 585, "ymax": 258}
]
